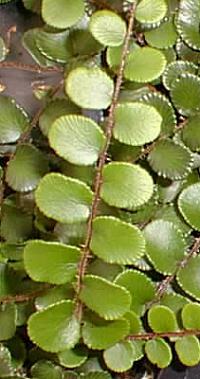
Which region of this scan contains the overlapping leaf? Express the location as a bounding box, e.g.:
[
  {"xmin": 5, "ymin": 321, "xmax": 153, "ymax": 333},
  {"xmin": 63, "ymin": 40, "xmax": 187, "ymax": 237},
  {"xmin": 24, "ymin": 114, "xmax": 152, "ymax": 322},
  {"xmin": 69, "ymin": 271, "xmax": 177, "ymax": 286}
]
[
  {"xmin": 65, "ymin": 67, "xmax": 114, "ymax": 109},
  {"xmin": 49, "ymin": 115, "xmax": 105, "ymax": 166},
  {"xmin": 24, "ymin": 240, "xmax": 80, "ymax": 285},
  {"xmin": 28, "ymin": 300, "xmax": 80, "ymax": 352},
  {"xmin": 90, "ymin": 216, "xmax": 145, "ymax": 265},
  {"xmin": 80, "ymin": 275, "xmax": 131, "ymax": 320},
  {"xmin": 101, "ymin": 162, "xmax": 154, "ymax": 210},
  {"xmin": 144, "ymin": 220, "xmax": 186, "ymax": 274},
  {"xmin": 113, "ymin": 102, "xmax": 162, "ymax": 146},
  {"xmin": 35, "ymin": 173, "xmax": 93, "ymax": 224}
]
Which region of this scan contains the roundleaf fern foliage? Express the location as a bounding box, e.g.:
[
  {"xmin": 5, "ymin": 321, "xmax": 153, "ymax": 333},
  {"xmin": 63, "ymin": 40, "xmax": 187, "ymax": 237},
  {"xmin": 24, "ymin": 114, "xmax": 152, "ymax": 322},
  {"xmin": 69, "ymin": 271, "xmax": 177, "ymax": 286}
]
[{"xmin": 0, "ymin": 0, "xmax": 200, "ymax": 377}]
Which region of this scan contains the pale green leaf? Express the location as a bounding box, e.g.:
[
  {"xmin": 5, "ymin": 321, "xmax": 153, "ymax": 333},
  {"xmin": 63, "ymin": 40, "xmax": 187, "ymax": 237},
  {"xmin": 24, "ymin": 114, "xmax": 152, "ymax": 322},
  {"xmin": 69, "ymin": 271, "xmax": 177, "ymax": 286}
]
[
  {"xmin": 65, "ymin": 67, "xmax": 114, "ymax": 110},
  {"xmin": 148, "ymin": 305, "xmax": 178, "ymax": 333},
  {"xmin": 82, "ymin": 315, "xmax": 129, "ymax": 350},
  {"xmin": 103, "ymin": 341, "xmax": 134, "ymax": 372},
  {"xmin": 35, "ymin": 173, "xmax": 93, "ymax": 224},
  {"xmin": 42, "ymin": 0, "xmax": 85, "ymax": 29},
  {"xmin": 49, "ymin": 115, "xmax": 105, "ymax": 166},
  {"xmin": 124, "ymin": 47, "xmax": 166, "ymax": 83},
  {"xmin": 115, "ymin": 270, "xmax": 155, "ymax": 315},
  {"xmin": 175, "ymin": 336, "xmax": 200, "ymax": 366},
  {"xmin": 24, "ymin": 240, "xmax": 80, "ymax": 285},
  {"xmin": 58, "ymin": 346, "xmax": 88, "ymax": 368},
  {"xmin": 22, "ymin": 28, "xmax": 52, "ymax": 66},
  {"xmin": 90, "ymin": 216, "xmax": 145, "ymax": 265},
  {"xmin": 145, "ymin": 338, "xmax": 172, "ymax": 369},
  {"xmin": 182, "ymin": 303, "xmax": 200, "ymax": 330},
  {"xmin": 89, "ymin": 10, "xmax": 126, "ymax": 47},
  {"xmin": 80, "ymin": 275, "xmax": 131, "ymax": 320},
  {"xmin": 101, "ymin": 162, "xmax": 154, "ymax": 210},
  {"xmin": 28, "ymin": 300, "xmax": 80, "ymax": 352},
  {"xmin": 135, "ymin": 0, "xmax": 167, "ymax": 24},
  {"xmin": 178, "ymin": 183, "xmax": 200, "ymax": 230},
  {"xmin": 36, "ymin": 29, "xmax": 72, "ymax": 63},
  {"xmin": 144, "ymin": 220, "xmax": 186, "ymax": 275},
  {"xmin": 39, "ymin": 98, "xmax": 79, "ymax": 137},
  {"xmin": 113, "ymin": 102, "xmax": 162, "ymax": 146},
  {"xmin": 145, "ymin": 19, "xmax": 178, "ymax": 49}
]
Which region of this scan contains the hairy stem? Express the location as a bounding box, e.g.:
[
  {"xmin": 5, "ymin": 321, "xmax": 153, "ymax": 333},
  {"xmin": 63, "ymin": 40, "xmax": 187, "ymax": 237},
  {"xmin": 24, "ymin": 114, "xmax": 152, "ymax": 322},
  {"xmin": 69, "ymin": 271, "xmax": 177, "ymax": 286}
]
[
  {"xmin": 0, "ymin": 284, "xmax": 53, "ymax": 304},
  {"xmin": 75, "ymin": 2, "xmax": 136, "ymax": 321},
  {"xmin": 154, "ymin": 236, "xmax": 200, "ymax": 302},
  {"xmin": 129, "ymin": 329, "xmax": 200, "ymax": 341},
  {"xmin": 0, "ymin": 61, "xmax": 63, "ymax": 73}
]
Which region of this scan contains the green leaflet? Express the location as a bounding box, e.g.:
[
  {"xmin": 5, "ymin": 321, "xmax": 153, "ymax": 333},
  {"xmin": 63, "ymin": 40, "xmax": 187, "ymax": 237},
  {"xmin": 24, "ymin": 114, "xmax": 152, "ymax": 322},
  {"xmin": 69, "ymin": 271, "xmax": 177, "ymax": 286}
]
[
  {"xmin": 113, "ymin": 102, "xmax": 162, "ymax": 146},
  {"xmin": 90, "ymin": 216, "xmax": 145, "ymax": 265},
  {"xmin": 124, "ymin": 47, "xmax": 167, "ymax": 83},
  {"xmin": 177, "ymin": 256, "xmax": 200, "ymax": 301},
  {"xmin": 6, "ymin": 144, "xmax": 49, "ymax": 192},
  {"xmin": 89, "ymin": 10, "xmax": 126, "ymax": 47},
  {"xmin": 101, "ymin": 162, "xmax": 154, "ymax": 210},
  {"xmin": 28, "ymin": 301, "xmax": 80, "ymax": 352},
  {"xmin": 145, "ymin": 19, "xmax": 178, "ymax": 49},
  {"xmin": 115, "ymin": 270, "xmax": 155, "ymax": 315},
  {"xmin": 162, "ymin": 60, "xmax": 198, "ymax": 91},
  {"xmin": 175, "ymin": 336, "xmax": 200, "ymax": 366},
  {"xmin": 58, "ymin": 346, "xmax": 88, "ymax": 368},
  {"xmin": 0, "ymin": 303, "xmax": 17, "ymax": 341},
  {"xmin": 182, "ymin": 303, "xmax": 200, "ymax": 330},
  {"xmin": 145, "ymin": 338, "xmax": 172, "ymax": 369},
  {"xmin": 80, "ymin": 275, "xmax": 131, "ymax": 320},
  {"xmin": 31, "ymin": 360, "xmax": 63, "ymax": 379},
  {"xmin": 0, "ymin": 345, "xmax": 14, "ymax": 377},
  {"xmin": 103, "ymin": 341, "xmax": 134, "ymax": 372},
  {"xmin": 140, "ymin": 92, "xmax": 176, "ymax": 136},
  {"xmin": 148, "ymin": 305, "xmax": 178, "ymax": 333},
  {"xmin": 49, "ymin": 115, "xmax": 105, "ymax": 166},
  {"xmin": 35, "ymin": 173, "xmax": 93, "ymax": 224},
  {"xmin": 0, "ymin": 96, "xmax": 29, "ymax": 144},
  {"xmin": 144, "ymin": 220, "xmax": 186, "ymax": 275},
  {"xmin": 24, "ymin": 240, "xmax": 80, "ymax": 285},
  {"xmin": 82, "ymin": 315, "xmax": 130, "ymax": 350},
  {"xmin": 148, "ymin": 139, "xmax": 193, "ymax": 180},
  {"xmin": 65, "ymin": 67, "xmax": 114, "ymax": 110},
  {"xmin": 42, "ymin": 0, "xmax": 85, "ymax": 29},
  {"xmin": 176, "ymin": 0, "xmax": 200, "ymax": 50},
  {"xmin": 182, "ymin": 115, "xmax": 200, "ymax": 152},
  {"xmin": 178, "ymin": 183, "xmax": 200, "ymax": 230},
  {"xmin": 39, "ymin": 98, "xmax": 79, "ymax": 137},
  {"xmin": 170, "ymin": 73, "xmax": 200, "ymax": 116},
  {"xmin": 135, "ymin": 0, "xmax": 167, "ymax": 24}
]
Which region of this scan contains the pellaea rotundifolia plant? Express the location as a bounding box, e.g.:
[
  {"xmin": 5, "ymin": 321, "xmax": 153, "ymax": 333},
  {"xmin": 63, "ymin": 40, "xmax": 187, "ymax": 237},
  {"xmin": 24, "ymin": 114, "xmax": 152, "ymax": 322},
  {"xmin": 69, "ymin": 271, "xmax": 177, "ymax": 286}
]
[{"xmin": 1, "ymin": 0, "xmax": 200, "ymax": 377}]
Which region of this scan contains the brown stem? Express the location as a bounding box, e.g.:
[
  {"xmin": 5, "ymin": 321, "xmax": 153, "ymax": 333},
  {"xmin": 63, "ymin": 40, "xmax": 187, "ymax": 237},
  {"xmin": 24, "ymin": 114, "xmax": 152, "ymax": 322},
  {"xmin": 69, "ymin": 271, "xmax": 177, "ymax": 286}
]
[
  {"xmin": 0, "ymin": 61, "xmax": 63, "ymax": 73},
  {"xmin": 75, "ymin": 2, "xmax": 136, "ymax": 321},
  {"xmin": 129, "ymin": 329, "xmax": 200, "ymax": 341},
  {"xmin": 153, "ymin": 236, "xmax": 200, "ymax": 303},
  {"xmin": 0, "ymin": 284, "xmax": 53, "ymax": 304}
]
